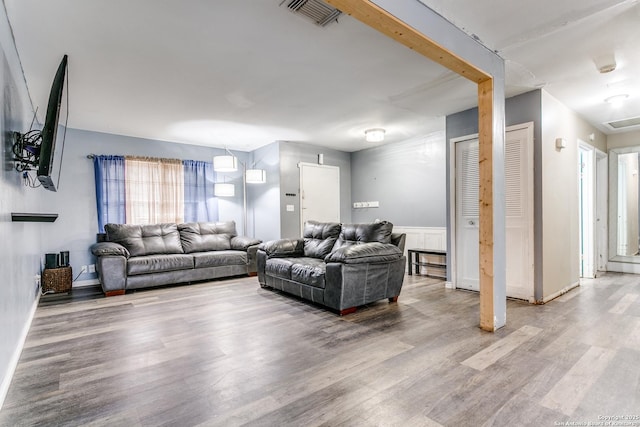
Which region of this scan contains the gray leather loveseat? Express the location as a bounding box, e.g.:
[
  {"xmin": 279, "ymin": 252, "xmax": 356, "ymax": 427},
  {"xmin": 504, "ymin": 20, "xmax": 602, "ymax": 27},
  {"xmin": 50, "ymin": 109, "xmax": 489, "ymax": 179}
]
[
  {"xmin": 90, "ymin": 221, "xmax": 261, "ymax": 296},
  {"xmin": 257, "ymin": 220, "xmax": 406, "ymax": 314}
]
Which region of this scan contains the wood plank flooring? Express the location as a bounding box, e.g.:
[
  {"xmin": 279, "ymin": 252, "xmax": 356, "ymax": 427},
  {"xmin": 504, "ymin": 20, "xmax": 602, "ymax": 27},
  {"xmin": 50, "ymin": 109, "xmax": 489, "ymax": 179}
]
[{"xmin": 1, "ymin": 272, "xmax": 639, "ymax": 426}]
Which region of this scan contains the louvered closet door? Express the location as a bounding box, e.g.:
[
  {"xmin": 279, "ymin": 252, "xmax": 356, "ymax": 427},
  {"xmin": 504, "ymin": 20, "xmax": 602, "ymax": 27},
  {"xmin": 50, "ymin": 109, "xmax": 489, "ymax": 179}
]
[
  {"xmin": 504, "ymin": 125, "xmax": 534, "ymax": 300},
  {"xmin": 455, "ymin": 138, "xmax": 480, "ymax": 291},
  {"xmin": 455, "ymin": 124, "xmax": 533, "ymax": 299}
]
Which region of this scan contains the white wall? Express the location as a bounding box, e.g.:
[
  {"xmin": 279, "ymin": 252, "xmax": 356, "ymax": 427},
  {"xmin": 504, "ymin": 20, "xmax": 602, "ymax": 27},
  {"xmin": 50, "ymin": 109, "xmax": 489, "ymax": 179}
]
[
  {"xmin": 607, "ymin": 130, "xmax": 640, "ymax": 149},
  {"xmin": 540, "ymin": 91, "xmax": 606, "ymax": 300}
]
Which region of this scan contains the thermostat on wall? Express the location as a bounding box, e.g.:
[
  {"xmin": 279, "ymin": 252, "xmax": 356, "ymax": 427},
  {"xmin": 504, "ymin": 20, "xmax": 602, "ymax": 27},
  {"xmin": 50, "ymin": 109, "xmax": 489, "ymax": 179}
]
[{"xmin": 555, "ymin": 138, "xmax": 567, "ymax": 149}]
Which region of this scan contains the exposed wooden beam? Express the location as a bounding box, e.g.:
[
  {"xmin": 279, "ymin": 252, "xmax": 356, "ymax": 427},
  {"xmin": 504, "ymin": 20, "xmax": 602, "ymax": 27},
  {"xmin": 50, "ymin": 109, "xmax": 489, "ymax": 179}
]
[
  {"xmin": 325, "ymin": 0, "xmax": 491, "ymax": 84},
  {"xmin": 326, "ymin": 0, "xmax": 501, "ymax": 331},
  {"xmin": 478, "ymin": 79, "xmax": 495, "ymax": 331}
]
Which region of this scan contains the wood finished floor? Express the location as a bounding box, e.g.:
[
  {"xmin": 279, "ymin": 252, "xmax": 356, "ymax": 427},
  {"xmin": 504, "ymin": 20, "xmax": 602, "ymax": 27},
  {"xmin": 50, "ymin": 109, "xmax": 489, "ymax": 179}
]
[{"xmin": 1, "ymin": 272, "xmax": 639, "ymax": 426}]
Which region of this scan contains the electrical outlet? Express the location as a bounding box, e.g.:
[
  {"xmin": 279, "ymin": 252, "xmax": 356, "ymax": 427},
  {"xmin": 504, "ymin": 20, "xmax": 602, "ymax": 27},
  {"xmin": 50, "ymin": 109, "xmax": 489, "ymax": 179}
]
[{"xmin": 88, "ymin": 264, "xmax": 96, "ymax": 273}]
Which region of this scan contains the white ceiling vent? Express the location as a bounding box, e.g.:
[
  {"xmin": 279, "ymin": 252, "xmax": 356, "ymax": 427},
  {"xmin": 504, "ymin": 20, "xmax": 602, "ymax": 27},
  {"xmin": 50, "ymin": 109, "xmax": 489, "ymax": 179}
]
[
  {"xmin": 282, "ymin": 0, "xmax": 342, "ymax": 27},
  {"xmin": 605, "ymin": 116, "xmax": 640, "ymax": 131}
]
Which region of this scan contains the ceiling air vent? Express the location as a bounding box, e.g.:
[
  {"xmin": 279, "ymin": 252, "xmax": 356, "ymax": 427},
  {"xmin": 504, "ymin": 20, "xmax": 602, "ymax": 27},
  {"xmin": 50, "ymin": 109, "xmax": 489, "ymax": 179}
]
[
  {"xmin": 605, "ymin": 116, "xmax": 640, "ymax": 130},
  {"xmin": 282, "ymin": 0, "xmax": 342, "ymax": 27}
]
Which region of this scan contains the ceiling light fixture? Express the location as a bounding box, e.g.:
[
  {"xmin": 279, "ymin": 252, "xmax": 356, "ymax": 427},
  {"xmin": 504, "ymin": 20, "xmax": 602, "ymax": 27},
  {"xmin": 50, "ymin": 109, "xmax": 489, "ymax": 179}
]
[
  {"xmin": 605, "ymin": 94, "xmax": 629, "ymax": 107},
  {"xmin": 593, "ymin": 53, "xmax": 617, "ymax": 74},
  {"xmin": 364, "ymin": 128, "xmax": 385, "ymax": 143}
]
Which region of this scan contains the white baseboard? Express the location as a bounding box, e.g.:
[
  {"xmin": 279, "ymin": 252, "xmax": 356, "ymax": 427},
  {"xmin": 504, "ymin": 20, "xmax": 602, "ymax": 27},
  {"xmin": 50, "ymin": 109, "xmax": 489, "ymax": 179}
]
[
  {"xmin": 0, "ymin": 293, "xmax": 40, "ymax": 411},
  {"xmin": 445, "ymin": 281, "xmax": 455, "ymax": 289},
  {"xmin": 606, "ymin": 261, "xmax": 640, "ymax": 274},
  {"xmin": 541, "ymin": 281, "xmax": 580, "ymax": 304},
  {"xmin": 73, "ymin": 278, "xmax": 100, "ymax": 288}
]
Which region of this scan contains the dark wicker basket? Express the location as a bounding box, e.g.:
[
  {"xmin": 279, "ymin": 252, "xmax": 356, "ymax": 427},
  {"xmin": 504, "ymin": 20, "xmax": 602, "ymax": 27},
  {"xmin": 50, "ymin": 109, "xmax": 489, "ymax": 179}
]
[{"xmin": 42, "ymin": 266, "xmax": 72, "ymax": 293}]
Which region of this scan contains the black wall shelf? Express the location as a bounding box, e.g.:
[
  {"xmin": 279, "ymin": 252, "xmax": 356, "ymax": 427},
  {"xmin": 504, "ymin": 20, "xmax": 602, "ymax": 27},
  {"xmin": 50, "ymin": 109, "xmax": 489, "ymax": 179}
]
[{"xmin": 11, "ymin": 212, "xmax": 58, "ymax": 222}]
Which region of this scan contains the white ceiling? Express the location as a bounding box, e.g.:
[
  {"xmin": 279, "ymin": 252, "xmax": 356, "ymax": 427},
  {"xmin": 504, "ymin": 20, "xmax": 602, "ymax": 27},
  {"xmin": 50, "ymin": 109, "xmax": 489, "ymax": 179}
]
[{"xmin": 4, "ymin": 0, "xmax": 640, "ymax": 152}]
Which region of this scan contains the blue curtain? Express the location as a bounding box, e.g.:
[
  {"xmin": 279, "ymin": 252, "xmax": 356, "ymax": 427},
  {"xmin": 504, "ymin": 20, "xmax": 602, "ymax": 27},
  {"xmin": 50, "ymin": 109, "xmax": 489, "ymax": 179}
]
[
  {"xmin": 183, "ymin": 160, "xmax": 218, "ymax": 222},
  {"xmin": 93, "ymin": 155, "xmax": 125, "ymax": 233}
]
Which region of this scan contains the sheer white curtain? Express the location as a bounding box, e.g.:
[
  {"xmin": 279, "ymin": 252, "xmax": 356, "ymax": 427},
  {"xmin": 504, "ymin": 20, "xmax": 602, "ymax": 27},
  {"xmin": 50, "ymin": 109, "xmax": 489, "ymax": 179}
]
[{"xmin": 125, "ymin": 157, "xmax": 184, "ymax": 224}]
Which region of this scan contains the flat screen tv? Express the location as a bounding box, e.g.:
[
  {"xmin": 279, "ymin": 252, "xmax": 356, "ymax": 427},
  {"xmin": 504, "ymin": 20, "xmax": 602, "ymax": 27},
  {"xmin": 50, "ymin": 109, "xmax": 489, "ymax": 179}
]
[{"xmin": 37, "ymin": 54, "xmax": 68, "ymax": 191}]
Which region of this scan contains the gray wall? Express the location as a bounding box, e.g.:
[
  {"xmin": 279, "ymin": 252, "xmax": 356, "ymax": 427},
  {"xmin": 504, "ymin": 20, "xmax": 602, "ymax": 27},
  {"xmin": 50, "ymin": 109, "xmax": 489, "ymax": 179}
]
[
  {"xmin": 0, "ymin": 10, "xmax": 44, "ymax": 404},
  {"xmin": 279, "ymin": 141, "xmax": 352, "ymax": 238},
  {"xmin": 40, "ymin": 128, "xmax": 248, "ymax": 284},
  {"xmin": 350, "ymin": 130, "xmax": 446, "ymax": 227},
  {"xmin": 249, "ymin": 142, "xmax": 280, "ymax": 241},
  {"xmin": 445, "ymin": 89, "xmax": 542, "ymax": 293}
]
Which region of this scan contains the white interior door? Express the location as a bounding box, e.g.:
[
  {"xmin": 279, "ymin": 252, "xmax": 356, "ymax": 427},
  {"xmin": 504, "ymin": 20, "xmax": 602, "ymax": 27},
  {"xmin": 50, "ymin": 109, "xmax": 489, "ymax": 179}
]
[
  {"xmin": 596, "ymin": 150, "xmax": 608, "ymax": 272},
  {"xmin": 504, "ymin": 125, "xmax": 534, "ymax": 300},
  {"xmin": 455, "ymin": 138, "xmax": 480, "ymax": 291},
  {"xmin": 579, "ymin": 143, "xmax": 595, "ymax": 278},
  {"xmin": 454, "ymin": 123, "xmax": 534, "ymax": 300},
  {"xmin": 299, "ymin": 163, "xmax": 340, "ymax": 232}
]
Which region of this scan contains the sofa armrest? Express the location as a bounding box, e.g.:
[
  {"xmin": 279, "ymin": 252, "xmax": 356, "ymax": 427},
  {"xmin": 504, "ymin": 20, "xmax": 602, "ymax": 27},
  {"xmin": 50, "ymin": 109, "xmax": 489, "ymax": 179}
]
[
  {"xmin": 230, "ymin": 235, "xmax": 262, "ymax": 251},
  {"xmin": 246, "ymin": 244, "xmax": 260, "ymax": 274},
  {"xmin": 258, "ymin": 239, "xmax": 304, "ymax": 257},
  {"xmin": 90, "ymin": 242, "xmax": 130, "ymax": 258},
  {"xmin": 95, "ymin": 255, "xmax": 127, "ymax": 294},
  {"xmin": 324, "ymin": 242, "xmax": 401, "ymax": 264}
]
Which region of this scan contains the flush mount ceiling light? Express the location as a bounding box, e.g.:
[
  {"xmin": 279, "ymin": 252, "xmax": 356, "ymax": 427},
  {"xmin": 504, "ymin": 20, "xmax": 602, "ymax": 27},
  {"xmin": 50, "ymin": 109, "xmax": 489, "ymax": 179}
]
[
  {"xmin": 594, "ymin": 53, "xmax": 617, "ymax": 74},
  {"xmin": 213, "ymin": 155, "xmax": 238, "ymax": 172},
  {"xmin": 364, "ymin": 128, "xmax": 385, "ymax": 143},
  {"xmin": 605, "ymin": 94, "xmax": 629, "ymax": 107}
]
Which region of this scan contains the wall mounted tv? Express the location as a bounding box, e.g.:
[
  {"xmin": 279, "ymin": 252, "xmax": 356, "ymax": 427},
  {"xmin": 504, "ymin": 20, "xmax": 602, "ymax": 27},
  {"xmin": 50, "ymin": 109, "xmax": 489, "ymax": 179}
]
[{"xmin": 37, "ymin": 54, "xmax": 69, "ymax": 191}]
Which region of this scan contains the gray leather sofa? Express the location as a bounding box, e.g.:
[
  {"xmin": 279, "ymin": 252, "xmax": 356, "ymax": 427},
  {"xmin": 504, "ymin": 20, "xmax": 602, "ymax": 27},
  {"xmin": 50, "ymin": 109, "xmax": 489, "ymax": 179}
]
[
  {"xmin": 257, "ymin": 220, "xmax": 406, "ymax": 314},
  {"xmin": 90, "ymin": 221, "xmax": 261, "ymax": 296}
]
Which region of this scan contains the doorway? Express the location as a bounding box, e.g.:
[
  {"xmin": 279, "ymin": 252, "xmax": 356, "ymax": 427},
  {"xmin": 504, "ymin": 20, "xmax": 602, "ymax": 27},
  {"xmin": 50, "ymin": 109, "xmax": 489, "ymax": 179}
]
[
  {"xmin": 299, "ymin": 163, "xmax": 340, "ymax": 233},
  {"xmin": 579, "ymin": 143, "xmax": 607, "ymax": 278},
  {"xmin": 596, "ymin": 150, "xmax": 608, "ymax": 272}
]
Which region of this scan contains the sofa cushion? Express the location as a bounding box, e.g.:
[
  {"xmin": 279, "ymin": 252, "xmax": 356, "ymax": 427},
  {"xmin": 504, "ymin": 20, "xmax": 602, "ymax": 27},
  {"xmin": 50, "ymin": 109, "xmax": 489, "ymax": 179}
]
[
  {"xmin": 265, "ymin": 258, "xmax": 298, "ymax": 280},
  {"xmin": 291, "ymin": 258, "xmax": 327, "ymax": 289},
  {"xmin": 193, "ymin": 250, "xmax": 247, "ymax": 268},
  {"xmin": 302, "ymin": 221, "xmax": 341, "ymax": 259},
  {"xmin": 105, "ymin": 223, "xmax": 184, "ymax": 257},
  {"xmin": 332, "ymin": 221, "xmax": 393, "ymax": 252},
  {"xmin": 178, "ymin": 222, "xmax": 239, "ymax": 253},
  {"xmin": 127, "ymin": 254, "xmax": 194, "ymax": 276}
]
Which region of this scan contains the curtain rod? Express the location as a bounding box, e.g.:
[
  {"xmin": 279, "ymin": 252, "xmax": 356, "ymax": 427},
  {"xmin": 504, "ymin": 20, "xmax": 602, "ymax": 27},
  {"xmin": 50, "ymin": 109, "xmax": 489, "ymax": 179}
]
[{"xmin": 86, "ymin": 154, "xmax": 183, "ymax": 162}]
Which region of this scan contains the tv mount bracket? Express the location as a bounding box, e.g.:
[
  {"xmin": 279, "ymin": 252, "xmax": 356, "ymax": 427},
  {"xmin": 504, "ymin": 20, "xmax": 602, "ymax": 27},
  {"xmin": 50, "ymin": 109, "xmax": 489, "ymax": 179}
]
[{"xmin": 12, "ymin": 130, "xmax": 43, "ymax": 172}]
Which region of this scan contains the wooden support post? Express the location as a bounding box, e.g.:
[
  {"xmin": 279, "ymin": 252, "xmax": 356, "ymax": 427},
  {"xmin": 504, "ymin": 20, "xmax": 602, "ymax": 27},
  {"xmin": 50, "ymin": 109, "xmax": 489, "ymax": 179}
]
[
  {"xmin": 478, "ymin": 79, "xmax": 495, "ymax": 331},
  {"xmin": 324, "ymin": 0, "xmax": 506, "ymax": 331}
]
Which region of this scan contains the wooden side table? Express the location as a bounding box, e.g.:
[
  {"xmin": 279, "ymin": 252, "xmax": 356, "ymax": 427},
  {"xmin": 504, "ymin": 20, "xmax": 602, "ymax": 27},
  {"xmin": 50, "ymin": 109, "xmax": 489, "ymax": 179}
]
[{"xmin": 42, "ymin": 266, "xmax": 72, "ymax": 293}]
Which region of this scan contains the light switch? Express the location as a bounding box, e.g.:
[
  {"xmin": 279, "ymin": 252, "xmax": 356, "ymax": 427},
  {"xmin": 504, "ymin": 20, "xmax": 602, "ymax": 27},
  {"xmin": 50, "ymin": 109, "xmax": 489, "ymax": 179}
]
[{"xmin": 286, "ymin": 204, "xmax": 294, "ymax": 212}]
